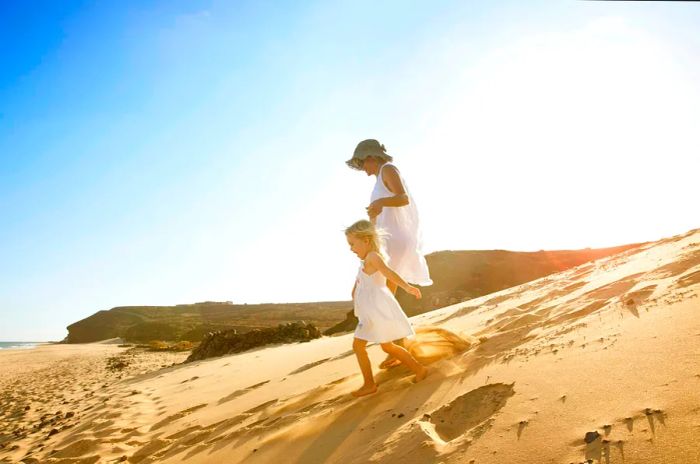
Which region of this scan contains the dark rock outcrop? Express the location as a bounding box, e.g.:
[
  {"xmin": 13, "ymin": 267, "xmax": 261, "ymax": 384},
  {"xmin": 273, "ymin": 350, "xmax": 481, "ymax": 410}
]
[
  {"xmin": 324, "ymin": 311, "xmax": 358, "ymax": 336},
  {"xmin": 186, "ymin": 322, "xmax": 322, "ymax": 362}
]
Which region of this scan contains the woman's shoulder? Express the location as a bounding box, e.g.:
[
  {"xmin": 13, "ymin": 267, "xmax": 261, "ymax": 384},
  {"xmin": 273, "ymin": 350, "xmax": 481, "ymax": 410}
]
[
  {"xmin": 379, "ymin": 163, "xmax": 407, "ymax": 193},
  {"xmin": 382, "ymin": 163, "xmax": 401, "ymax": 176}
]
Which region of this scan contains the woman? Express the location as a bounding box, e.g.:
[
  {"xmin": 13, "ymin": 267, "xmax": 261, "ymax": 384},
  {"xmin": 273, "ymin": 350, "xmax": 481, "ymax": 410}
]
[{"xmin": 346, "ymin": 139, "xmax": 432, "ymax": 367}]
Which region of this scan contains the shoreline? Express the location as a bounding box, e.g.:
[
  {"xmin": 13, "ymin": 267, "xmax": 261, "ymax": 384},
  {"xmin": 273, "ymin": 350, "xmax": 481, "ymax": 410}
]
[
  {"xmin": 0, "ymin": 337, "xmax": 129, "ymax": 351},
  {"xmin": 0, "ymin": 342, "xmax": 48, "ymax": 351}
]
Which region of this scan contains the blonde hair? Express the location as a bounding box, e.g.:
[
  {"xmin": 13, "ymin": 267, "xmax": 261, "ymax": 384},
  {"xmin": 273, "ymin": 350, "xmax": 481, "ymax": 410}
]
[{"xmin": 345, "ymin": 220, "xmax": 388, "ymax": 256}]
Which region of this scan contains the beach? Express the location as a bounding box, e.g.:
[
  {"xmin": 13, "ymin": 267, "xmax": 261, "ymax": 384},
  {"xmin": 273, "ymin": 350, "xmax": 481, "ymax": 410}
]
[
  {"xmin": 1, "ymin": 229, "xmax": 699, "ymax": 464},
  {"xmin": 0, "ymin": 342, "xmax": 187, "ymax": 464}
]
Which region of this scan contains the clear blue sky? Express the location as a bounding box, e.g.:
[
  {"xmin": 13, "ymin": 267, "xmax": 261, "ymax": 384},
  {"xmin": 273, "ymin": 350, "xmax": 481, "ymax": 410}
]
[{"xmin": 2, "ymin": 1, "xmax": 699, "ymax": 341}]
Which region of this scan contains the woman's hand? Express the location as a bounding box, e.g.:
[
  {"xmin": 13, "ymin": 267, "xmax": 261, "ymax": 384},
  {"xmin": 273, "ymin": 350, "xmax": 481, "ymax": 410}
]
[
  {"xmin": 366, "ymin": 200, "xmax": 384, "ymax": 219},
  {"xmin": 405, "ymin": 285, "xmax": 422, "ymax": 299}
]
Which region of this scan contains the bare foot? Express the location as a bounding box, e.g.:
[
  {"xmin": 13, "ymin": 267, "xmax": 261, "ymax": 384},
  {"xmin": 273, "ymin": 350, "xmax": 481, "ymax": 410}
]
[
  {"xmin": 379, "ymin": 356, "xmax": 402, "ymax": 369},
  {"xmin": 351, "ymin": 384, "xmax": 378, "ymax": 397},
  {"xmin": 413, "ymin": 366, "xmax": 428, "ymax": 383}
]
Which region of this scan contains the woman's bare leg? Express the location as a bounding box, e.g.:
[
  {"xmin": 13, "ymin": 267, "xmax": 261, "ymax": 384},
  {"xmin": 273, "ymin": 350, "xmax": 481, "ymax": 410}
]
[
  {"xmin": 380, "ymin": 342, "xmax": 428, "ymax": 382},
  {"xmin": 379, "ymin": 338, "xmax": 404, "ymax": 369},
  {"xmin": 380, "ymin": 281, "xmax": 405, "ymax": 369}
]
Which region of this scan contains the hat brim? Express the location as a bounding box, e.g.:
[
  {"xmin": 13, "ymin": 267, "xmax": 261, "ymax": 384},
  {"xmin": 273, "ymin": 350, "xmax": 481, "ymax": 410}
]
[{"xmin": 345, "ymin": 158, "xmax": 363, "ymax": 170}]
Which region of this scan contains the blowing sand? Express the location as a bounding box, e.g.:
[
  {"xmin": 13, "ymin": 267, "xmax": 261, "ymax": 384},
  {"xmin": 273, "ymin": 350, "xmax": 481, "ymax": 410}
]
[{"xmin": 1, "ymin": 228, "xmax": 699, "ymax": 464}]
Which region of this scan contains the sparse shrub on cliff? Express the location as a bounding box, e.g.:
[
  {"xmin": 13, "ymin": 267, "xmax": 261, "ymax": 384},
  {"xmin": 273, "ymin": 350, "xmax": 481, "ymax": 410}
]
[
  {"xmin": 186, "ymin": 321, "xmax": 322, "ymax": 362},
  {"xmin": 127, "ymin": 322, "xmax": 179, "ymax": 343},
  {"xmin": 148, "ymin": 340, "xmax": 170, "ymax": 351},
  {"xmin": 173, "ymin": 341, "xmax": 194, "ymax": 351},
  {"xmin": 146, "ymin": 340, "xmax": 195, "ymax": 352}
]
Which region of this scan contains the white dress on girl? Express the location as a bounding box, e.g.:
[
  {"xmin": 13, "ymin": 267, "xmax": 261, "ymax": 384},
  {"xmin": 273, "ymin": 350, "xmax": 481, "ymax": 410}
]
[
  {"xmin": 370, "ymin": 163, "xmax": 432, "ymax": 286},
  {"xmin": 353, "ymin": 263, "xmax": 416, "ymax": 343}
]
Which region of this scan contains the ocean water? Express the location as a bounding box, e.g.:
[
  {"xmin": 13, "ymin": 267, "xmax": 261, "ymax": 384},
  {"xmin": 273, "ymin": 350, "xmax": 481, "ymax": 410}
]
[{"xmin": 0, "ymin": 341, "xmax": 41, "ymax": 350}]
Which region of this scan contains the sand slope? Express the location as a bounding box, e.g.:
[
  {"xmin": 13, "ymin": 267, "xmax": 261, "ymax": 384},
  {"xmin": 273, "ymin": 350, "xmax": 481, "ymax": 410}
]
[{"xmin": 2, "ymin": 228, "xmax": 699, "ymax": 464}]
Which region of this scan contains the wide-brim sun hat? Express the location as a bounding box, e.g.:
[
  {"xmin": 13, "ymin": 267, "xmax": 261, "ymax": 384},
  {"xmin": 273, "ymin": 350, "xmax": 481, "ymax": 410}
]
[{"xmin": 346, "ymin": 139, "xmax": 394, "ymax": 170}]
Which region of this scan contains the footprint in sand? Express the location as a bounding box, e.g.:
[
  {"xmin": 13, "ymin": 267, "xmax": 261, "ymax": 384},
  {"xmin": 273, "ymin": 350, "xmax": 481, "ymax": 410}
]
[
  {"xmin": 217, "ymin": 380, "xmax": 270, "ymax": 405},
  {"xmin": 288, "ymin": 358, "xmax": 331, "ymax": 375},
  {"xmin": 243, "ymin": 399, "xmax": 278, "ymax": 415},
  {"xmin": 326, "ymin": 375, "xmax": 354, "ymax": 386},
  {"xmin": 150, "ymin": 404, "xmax": 208, "ymax": 431},
  {"xmin": 129, "ymin": 438, "xmax": 172, "ymax": 463},
  {"xmin": 368, "ymin": 383, "xmax": 516, "ymax": 463},
  {"xmin": 328, "ymin": 349, "xmax": 356, "ymax": 361},
  {"xmin": 647, "ymin": 250, "xmax": 700, "ymax": 279},
  {"xmin": 165, "ymin": 425, "xmax": 203, "ymax": 440},
  {"xmin": 620, "ymin": 284, "xmax": 658, "ymax": 317},
  {"xmin": 485, "ymin": 293, "xmax": 520, "ymax": 306},
  {"xmin": 675, "ymin": 270, "xmax": 700, "ymax": 288},
  {"xmin": 428, "ymin": 383, "xmax": 515, "ymax": 442},
  {"xmin": 570, "ymin": 264, "xmax": 595, "ymax": 280},
  {"xmin": 435, "ymin": 304, "xmax": 481, "ymax": 324},
  {"xmin": 643, "ymin": 407, "xmax": 667, "ymax": 436},
  {"xmin": 582, "ymin": 275, "xmax": 643, "ymax": 302},
  {"xmin": 517, "ymin": 419, "xmax": 529, "ymax": 439},
  {"xmin": 51, "ymin": 438, "xmax": 100, "ymax": 459}
]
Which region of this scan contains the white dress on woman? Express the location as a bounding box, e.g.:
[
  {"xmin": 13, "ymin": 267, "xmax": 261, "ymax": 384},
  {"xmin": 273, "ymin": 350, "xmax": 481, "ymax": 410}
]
[
  {"xmin": 353, "ymin": 263, "xmax": 416, "ymax": 343},
  {"xmin": 370, "ymin": 163, "xmax": 432, "ymax": 286}
]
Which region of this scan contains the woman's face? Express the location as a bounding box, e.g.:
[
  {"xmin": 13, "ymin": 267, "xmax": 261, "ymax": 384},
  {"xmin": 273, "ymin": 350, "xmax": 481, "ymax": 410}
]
[{"xmin": 360, "ymin": 157, "xmax": 380, "ymax": 176}]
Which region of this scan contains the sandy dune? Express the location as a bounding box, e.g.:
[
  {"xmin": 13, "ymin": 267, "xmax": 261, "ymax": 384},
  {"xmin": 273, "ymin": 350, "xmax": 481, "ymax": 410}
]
[{"xmin": 2, "ymin": 228, "xmax": 699, "ymax": 464}]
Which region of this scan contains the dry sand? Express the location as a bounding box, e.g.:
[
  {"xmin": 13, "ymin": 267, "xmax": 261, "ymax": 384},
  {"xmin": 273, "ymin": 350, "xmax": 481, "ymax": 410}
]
[
  {"xmin": 1, "ymin": 228, "xmax": 699, "ymax": 464},
  {"xmin": 0, "ymin": 344, "xmax": 188, "ymax": 464}
]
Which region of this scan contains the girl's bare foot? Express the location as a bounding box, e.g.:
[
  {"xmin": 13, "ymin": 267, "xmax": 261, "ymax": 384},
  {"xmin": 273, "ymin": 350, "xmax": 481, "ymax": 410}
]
[
  {"xmin": 351, "ymin": 384, "xmax": 378, "ymax": 397},
  {"xmin": 379, "ymin": 356, "xmax": 402, "ymax": 369},
  {"xmin": 413, "ymin": 366, "xmax": 428, "ymax": 383}
]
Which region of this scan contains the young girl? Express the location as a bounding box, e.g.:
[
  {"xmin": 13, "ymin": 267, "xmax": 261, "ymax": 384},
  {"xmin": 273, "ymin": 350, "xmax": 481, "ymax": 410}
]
[{"xmin": 345, "ymin": 219, "xmax": 428, "ymax": 397}]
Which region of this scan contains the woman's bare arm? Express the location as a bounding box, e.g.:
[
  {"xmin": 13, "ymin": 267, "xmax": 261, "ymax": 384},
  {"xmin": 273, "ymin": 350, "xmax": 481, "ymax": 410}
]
[
  {"xmin": 367, "ymin": 165, "xmax": 409, "ymax": 218},
  {"xmin": 379, "ymin": 165, "xmax": 409, "ymax": 206}
]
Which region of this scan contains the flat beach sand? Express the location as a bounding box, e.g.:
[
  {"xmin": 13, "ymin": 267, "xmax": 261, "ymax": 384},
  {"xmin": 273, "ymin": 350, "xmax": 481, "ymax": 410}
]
[{"xmin": 1, "ymin": 228, "xmax": 699, "ymax": 464}]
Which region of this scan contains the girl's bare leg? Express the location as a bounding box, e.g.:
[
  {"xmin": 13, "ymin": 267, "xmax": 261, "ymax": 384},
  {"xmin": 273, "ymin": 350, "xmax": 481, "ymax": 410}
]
[
  {"xmin": 380, "ymin": 342, "xmax": 428, "ymax": 382},
  {"xmin": 352, "ymin": 338, "xmax": 377, "ymax": 397},
  {"xmin": 380, "ymin": 281, "xmax": 405, "ymax": 369}
]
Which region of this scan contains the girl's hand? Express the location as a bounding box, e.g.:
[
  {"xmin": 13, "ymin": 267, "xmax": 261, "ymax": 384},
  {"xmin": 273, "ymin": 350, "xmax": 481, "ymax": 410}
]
[
  {"xmin": 366, "ymin": 200, "xmax": 383, "ymax": 219},
  {"xmin": 406, "ymin": 285, "xmax": 422, "ymax": 299}
]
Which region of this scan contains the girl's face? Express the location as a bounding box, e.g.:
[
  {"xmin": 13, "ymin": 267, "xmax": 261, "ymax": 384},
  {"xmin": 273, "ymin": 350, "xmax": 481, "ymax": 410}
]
[{"xmin": 346, "ymin": 233, "xmax": 371, "ymax": 259}]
